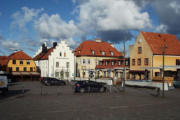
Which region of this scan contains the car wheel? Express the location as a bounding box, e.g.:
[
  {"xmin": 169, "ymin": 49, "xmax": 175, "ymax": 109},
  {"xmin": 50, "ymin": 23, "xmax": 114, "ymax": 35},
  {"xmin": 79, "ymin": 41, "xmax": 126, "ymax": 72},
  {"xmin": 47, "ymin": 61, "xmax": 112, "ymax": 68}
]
[
  {"xmin": 100, "ymin": 87, "xmax": 105, "ymax": 93},
  {"xmin": 80, "ymin": 88, "xmax": 85, "ymax": 93}
]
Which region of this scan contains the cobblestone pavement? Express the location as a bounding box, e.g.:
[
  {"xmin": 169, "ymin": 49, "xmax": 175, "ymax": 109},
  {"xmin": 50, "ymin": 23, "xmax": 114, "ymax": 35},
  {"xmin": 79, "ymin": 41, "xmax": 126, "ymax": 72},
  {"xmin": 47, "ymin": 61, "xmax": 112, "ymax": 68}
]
[{"xmin": 0, "ymin": 81, "xmax": 180, "ymax": 120}]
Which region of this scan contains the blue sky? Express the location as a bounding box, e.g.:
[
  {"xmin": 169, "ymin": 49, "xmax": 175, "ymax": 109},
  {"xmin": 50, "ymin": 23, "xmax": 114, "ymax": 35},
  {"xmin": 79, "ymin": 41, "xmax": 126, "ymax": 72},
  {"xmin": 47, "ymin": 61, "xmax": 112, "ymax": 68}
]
[{"xmin": 0, "ymin": 0, "xmax": 180, "ymax": 57}]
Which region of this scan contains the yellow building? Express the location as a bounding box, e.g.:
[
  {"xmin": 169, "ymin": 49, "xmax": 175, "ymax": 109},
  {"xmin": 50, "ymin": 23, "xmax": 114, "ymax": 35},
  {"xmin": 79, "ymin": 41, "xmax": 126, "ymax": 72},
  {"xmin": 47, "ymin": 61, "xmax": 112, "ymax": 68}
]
[
  {"xmin": 74, "ymin": 39, "xmax": 122, "ymax": 78},
  {"xmin": 4, "ymin": 51, "xmax": 39, "ymax": 81},
  {"xmin": 129, "ymin": 31, "xmax": 180, "ymax": 80}
]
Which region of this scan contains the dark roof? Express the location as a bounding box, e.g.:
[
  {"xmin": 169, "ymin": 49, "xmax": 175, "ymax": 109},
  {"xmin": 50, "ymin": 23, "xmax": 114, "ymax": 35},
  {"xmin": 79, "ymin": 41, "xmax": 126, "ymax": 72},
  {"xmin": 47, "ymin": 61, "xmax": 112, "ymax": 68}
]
[
  {"xmin": 34, "ymin": 47, "xmax": 54, "ymax": 60},
  {"xmin": 0, "ymin": 56, "xmax": 9, "ymax": 66},
  {"xmin": 74, "ymin": 40, "xmax": 122, "ymax": 57},
  {"xmin": 142, "ymin": 31, "xmax": 180, "ymax": 56}
]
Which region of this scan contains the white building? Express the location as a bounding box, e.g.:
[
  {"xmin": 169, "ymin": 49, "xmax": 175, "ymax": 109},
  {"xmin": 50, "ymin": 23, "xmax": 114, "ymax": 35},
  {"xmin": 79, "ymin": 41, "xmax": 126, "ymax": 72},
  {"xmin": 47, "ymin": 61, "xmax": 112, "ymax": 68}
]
[{"xmin": 34, "ymin": 41, "xmax": 75, "ymax": 80}]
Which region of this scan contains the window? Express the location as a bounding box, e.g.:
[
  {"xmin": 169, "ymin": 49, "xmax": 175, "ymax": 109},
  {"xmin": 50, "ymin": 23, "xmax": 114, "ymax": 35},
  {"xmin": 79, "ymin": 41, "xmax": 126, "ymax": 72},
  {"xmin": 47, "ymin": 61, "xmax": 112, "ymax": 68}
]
[
  {"xmin": 16, "ymin": 67, "xmax": 19, "ymax": 72},
  {"xmin": 88, "ymin": 59, "xmax": 91, "ymax": 64},
  {"xmin": 118, "ymin": 61, "xmax": 121, "ymax": 66},
  {"xmin": 30, "ymin": 67, "xmax": 33, "ymax": 72},
  {"xmin": 13, "ymin": 60, "xmax": 16, "ymax": 64},
  {"xmin": 65, "ymin": 72, "xmax": 69, "ymax": 78},
  {"xmin": 64, "ymin": 52, "xmax": 66, "ymax": 57},
  {"xmin": 78, "ymin": 50, "xmax": 80, "ymax": 54},
  {"xmin": 56, "ymin": 62, "xmax": 59, "ymax": 68},
  {"xmin": 24, "ymin": 67, "xmax": 27, "ymax": 72},
  {"xmin": 144, "ymin": 58, "xmax": 149, "ymax": 65},
  {"xmin": 101, "ymin": 51, "xmax": 105, "ymax": 56},
  {"xmin": 110, "ymin": 51, "xmax": 114, "ymax": 56},
  {"xmin": 20, "ymin": 60, "xmax": 23, "ymax": 65},
  {"xmin": 99, "ymin": 61, "xmax": 103, "ymax": 65},
  {"xmin": 125, "ymin": 61, "xmax": 129, "ymax": 66},
  {"xmin": 55, "ymin": 72, "xmax": 59, "ymax": 78},
  {"xmin": 83, "ymin": 59, "xmax": 86, "ymax": 64},
  {"xmin": 176, "ymin": 59, "xmax": 180, "ymax": 65},
  {"xmin": 60, "ymin": 52, "xmax": 62, "ymax": 56},
  {"xmin": 66, "ymin": 62, "xmax": 69, "ymax": 68},
  {"xmin": 27, "ymin": 60, "xmax": 30, "ymax": 65},
  {"xmin": 155, "ymin": 72, "xmax": 160, "ymax": 77},
  {"xmin": 112, "ymin": 61, "xmax": 114, "ymax": 66},
  {"xmin": 132, "ymin": 59, "xmax": 136, "ymax": 66},
  {"xmin": 138, "ymin": 47, "xmax": 142, "ymax": 54},
  {"xmin": 105, "ymin": 61, "xmax": 109, "ymax": 66},
  {"xmin": 137, "ymin": 58, "xmax": 141, "ymax": 65},
  {"xmin": 9, "ymin": 67, "xmax": 12, "ymax": 72},
  {"xmin": 92, "ymin": 50, "xmax": 95, "ymax": 55}
]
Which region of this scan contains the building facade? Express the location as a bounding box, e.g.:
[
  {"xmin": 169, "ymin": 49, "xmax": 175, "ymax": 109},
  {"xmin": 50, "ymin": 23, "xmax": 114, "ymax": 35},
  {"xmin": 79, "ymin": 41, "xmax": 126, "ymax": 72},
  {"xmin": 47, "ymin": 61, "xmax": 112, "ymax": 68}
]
[
  {"xmin": 96, "ymin": 58, "xmax": 129, "ymax": 83},
  {"xmin": 74, "ymin": 39, "xmax": 122, "ymax": 78},
  {"xmin": 0, "ymin": 51, "xmax": 39, "ymax": 81},
  {"xmin": 129, "ymin": 31, "xmax": 180, "ymax": 80},
  {"xmin": 34, "ymin": 41, "xmax": 75, "ymax": 80}
]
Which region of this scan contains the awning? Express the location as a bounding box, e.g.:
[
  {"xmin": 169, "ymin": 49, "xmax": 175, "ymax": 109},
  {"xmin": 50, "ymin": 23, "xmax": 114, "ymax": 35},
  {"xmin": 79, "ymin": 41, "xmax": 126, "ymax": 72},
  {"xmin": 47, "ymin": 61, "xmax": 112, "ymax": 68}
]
[
  {"xmin": 11, "ymin": 72, "xmax": 40, "ymax": 76},
  {"xmin": 30, "ymin": 72, "xmax": 40, "ymax": 76}
]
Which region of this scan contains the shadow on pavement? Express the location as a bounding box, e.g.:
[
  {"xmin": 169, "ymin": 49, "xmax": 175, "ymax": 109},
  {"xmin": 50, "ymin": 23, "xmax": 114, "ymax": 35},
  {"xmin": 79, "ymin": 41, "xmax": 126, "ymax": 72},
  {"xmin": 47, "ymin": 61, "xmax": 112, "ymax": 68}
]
[{"xmin": 0, "ymin": 89, "xmax": 30, "ymax": 100}]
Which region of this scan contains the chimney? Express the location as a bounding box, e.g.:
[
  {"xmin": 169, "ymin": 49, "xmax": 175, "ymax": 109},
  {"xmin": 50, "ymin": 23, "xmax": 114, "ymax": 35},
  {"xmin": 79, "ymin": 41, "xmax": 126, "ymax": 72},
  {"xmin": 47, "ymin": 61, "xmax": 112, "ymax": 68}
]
[
  {"xmin": 110, "ymin": 43, "xmax": 114, "ymax": 48},
  {"xmin": 53, "ymin": 42, "xmax": 57, "ymax": 48},
  {"xmin": 42, "ymin": 43, "xmax": 47, "ymax": 53},
  {"xmin": 95, "ymin": 38, "xmax": 102, "ymax": 42}
]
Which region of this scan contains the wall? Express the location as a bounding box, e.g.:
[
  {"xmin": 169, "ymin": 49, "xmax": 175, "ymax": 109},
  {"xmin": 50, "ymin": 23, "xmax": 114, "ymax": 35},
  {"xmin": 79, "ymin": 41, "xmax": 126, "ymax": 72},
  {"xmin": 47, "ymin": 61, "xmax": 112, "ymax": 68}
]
[{"xmin": 7, "ymin": 59, "xmax": 37, "ymax": 72}]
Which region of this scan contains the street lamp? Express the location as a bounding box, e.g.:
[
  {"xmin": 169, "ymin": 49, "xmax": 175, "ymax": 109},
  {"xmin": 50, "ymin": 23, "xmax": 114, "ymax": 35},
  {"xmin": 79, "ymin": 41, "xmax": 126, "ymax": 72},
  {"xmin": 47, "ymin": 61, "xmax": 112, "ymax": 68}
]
[
  {"xmin": 161, "ymin": 39, "xmax": 168, "ymax": 97},
  {"xmin": 122, "ymin": 39, "xmax": 126, "ymax": 91}
]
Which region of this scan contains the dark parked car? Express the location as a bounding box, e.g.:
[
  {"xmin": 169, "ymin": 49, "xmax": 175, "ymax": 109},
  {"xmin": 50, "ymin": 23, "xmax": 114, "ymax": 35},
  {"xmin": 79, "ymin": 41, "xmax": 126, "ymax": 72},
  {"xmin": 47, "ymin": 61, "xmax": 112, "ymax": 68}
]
[
  {"xmin": 74, "ymin": 80, "xmax": 107, "ymax": 93},
  {"xmin": 41, "ymin": 77, "xmax": 66, "ymax": 86}
]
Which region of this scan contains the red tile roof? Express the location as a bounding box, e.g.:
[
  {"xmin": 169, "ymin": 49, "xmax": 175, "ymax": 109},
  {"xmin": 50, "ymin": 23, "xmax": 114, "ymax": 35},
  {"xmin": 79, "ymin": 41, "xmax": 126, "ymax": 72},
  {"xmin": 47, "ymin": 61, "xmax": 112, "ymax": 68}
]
[
  {"xmin": 74, "ymin": 40, "xmax": 122, "ymax": 57},
  {"xmin": 0, "ymin": 56, "xmax": 9, "ymax": 66},
  {"xmin": 142, "ymin": 31, "xmax": 180, "ymax": 56},
  {"xmin": 34, "ymin": 47, "xmax": 54, "ymax": 60},
  {"xmin": 96, "ymin": 58, "xmax": 129, "ymax": 69},
  {"xmin": 8, "ymin": 51, "xmax": 32, "ymax": 60}
]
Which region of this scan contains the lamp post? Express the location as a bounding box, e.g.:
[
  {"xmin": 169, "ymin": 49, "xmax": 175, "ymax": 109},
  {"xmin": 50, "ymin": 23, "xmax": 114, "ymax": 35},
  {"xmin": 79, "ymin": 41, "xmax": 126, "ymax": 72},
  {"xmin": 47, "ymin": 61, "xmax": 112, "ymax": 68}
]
[
  {"xmin": 122, "ymin": 39, "xmax": 126, "ymax": 91},
  {"xmin": 161, "ymin": 40, "xmax": 168, "ymax": 97}
]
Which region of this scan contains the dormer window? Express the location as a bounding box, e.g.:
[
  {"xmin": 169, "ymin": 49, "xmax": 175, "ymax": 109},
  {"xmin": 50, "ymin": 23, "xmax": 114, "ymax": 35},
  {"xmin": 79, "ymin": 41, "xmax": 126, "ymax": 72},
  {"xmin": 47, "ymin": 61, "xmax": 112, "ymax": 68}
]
[
  {"xmin": 92, "ymin": 50, "xmax": 95, "ymax": 55},
  {"xmin": 101, "ymin": 51, "xmax": 105, "ymax": 56},
  {"xmin": 110, "ymin": 51, "xmax": 114, "ymax": 56}
]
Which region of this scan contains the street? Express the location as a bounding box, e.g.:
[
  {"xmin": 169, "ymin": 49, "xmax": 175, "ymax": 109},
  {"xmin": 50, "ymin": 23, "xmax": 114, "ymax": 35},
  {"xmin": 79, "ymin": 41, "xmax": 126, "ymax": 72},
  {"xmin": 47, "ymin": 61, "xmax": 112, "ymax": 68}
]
[{"xmin": 0, "ymin": 81, "xmax": 180, "ymax": 120}]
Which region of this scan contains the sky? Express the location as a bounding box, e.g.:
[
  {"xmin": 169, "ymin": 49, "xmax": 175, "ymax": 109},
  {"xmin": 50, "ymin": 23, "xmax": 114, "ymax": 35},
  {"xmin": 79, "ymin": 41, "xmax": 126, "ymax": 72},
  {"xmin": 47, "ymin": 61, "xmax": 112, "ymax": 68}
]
[{"xmin": 0, "ymin": 0, "xmax": 180, "ymax": 57}]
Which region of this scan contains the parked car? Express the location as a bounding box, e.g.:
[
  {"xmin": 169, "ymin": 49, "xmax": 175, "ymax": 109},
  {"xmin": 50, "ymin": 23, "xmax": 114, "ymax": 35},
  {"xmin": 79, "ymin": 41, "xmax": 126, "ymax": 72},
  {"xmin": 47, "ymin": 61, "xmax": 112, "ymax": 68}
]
[
  {"xmin": 41, "ymin": 77, "xmax": 66, "ymax": 86},
  {"xmin": 173, "ymin": 78, "xmax": 180, "ymax": 88},
  {"xmin": 74, "ymin": 80, "xmax": 107, "ymax": 93}
]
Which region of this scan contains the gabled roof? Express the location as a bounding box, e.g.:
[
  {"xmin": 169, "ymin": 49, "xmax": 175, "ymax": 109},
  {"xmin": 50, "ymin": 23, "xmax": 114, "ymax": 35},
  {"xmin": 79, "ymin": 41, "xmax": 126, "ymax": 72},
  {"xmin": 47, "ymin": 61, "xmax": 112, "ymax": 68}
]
[
  {"xmin": 74, "ymin": 40, "xmax": 122, "ymax": 57},
  {"xmin": 0, "ymin": 56, "xmax": 9, "ymax": 66},
  {"xmin": 33, "ymin": 47, "xmax": 54, "ymax": 60},
  {"xmin": 8, "ymin": 51, "xmax": 32, "ymax": 60},
  {"xmin": 141, "ymin": 31, "xmax": 180, "ymax": 56}
]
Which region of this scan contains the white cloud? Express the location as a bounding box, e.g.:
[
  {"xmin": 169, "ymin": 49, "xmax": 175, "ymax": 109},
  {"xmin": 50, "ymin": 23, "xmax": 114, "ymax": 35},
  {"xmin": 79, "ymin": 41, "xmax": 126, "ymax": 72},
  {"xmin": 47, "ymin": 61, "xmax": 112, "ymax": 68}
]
[
  {"xmin": 169, "ymin": 1, "xmax": 180, "ymax": 14},
  {"xmin": 155, "ymin": 24, "xmax": 168, "ymax": 33},
  {"xmin": 34, "ymin": 13, "xmax": 80, "ymax": 47},
  {"xmin": 1, "ymin": 40, "xmax": 20, "ymax": 51},
  {"xmin": 11, "ymin": 7, "xmax": 43, "ymax": 32},
  {"xmin": 78, "ymin": 0, "xmax": 152, "ymax": 32}
]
